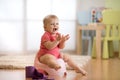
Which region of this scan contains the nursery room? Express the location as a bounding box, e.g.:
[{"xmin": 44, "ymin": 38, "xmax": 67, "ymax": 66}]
[{"xmin": 0, "ymin": 0, "xmax": 120, "ymax": 80}]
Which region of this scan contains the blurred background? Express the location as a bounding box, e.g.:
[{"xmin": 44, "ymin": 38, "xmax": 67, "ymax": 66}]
[{"xmin": 0, "ymin": 0, "xmax": 119, "ymax": 55}]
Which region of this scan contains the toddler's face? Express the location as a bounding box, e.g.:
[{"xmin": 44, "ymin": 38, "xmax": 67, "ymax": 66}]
[{"xmin": 45, "ymin": 18, "xmax": 59, "ymax": 34}]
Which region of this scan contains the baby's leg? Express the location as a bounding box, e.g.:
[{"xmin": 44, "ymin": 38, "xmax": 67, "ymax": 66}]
[
  {"xmin": 39, "ymin": 54, "xmax": 61, "ymax": 70},
  {"xmin": 61, "ymin": 54, "xmax": 87, "ymax": 75}
]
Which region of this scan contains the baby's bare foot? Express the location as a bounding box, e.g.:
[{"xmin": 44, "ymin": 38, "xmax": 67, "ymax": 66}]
[
  {"xmin": 48, "ymin": 63, "xmax": 61, "ymax": 70},
  {"xmin": 75, "ymin": 68, "xmax": 87, "ymax": 75},
  {"xmin": 54, "ymin": 65, "xmax": 61, "ymax": 70}
]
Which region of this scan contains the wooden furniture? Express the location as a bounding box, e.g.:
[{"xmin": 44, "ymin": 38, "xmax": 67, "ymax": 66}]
[
  {"xmin": 92, "ymin": 10, "xmax": 120, "ymax": 59},
  {"xmin": 76, "ymin": 23, "xmax": 105, "ymax": 59}
]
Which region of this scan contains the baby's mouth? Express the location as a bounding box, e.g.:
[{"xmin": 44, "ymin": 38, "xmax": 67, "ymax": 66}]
[{"xmin": 53, "ymin": 28, "xmax": 58, "ymax": 31}]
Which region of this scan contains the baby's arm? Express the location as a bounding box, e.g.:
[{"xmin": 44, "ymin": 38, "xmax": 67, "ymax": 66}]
[
  {"xmin": 43, "ymin": 33, "xmax": 69, "ymax": 50},
  {"xmin": 44, "ymin": 40, "xmax": 60, "ymax": 50},
  {"xmin": 43, "ymin": 34, "xmax": 61, "ymax": 50}
]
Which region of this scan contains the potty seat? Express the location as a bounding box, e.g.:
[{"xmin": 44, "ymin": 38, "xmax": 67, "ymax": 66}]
[{"xmin": 34, "ymin": 57, "xmax": 67, "ymax": 79}]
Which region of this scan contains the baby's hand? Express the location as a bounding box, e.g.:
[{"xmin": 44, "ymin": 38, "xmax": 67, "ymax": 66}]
[
  {"xmin": 61, "ymin": 34, "xmax": 70, "ymax": 42},
  {"xmin": 56, "ymin": 33, "xmax": 62, "ymax": 41}
]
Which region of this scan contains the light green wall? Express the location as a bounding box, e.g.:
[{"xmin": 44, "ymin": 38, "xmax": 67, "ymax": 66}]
[{"xmin": 106, "ymin": 0, "xmax": 120, "ymax": 10}]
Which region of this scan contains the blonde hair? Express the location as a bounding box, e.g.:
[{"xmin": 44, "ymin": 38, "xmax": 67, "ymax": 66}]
[{"xmin": 43, "ymin": 14, "xmax": 58, "ymax": 28}]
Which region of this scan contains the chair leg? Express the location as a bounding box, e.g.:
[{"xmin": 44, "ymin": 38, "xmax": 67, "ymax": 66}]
[
  {"xmin": 103, "ymin": 40, "xmax": 109, "ymax": 59},
  {"xmin": 92, "ymin": 38, "xmax": 96, "ymax": 58},
  {"xmin": 118, "ymin": 41, "xmax": 120, "ymax": 58},
  {"xmin": 109, "ymin": 41, "xmax": 114, "ymax": 58}
]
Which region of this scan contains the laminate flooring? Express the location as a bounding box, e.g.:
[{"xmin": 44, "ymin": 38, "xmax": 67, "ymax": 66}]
[{"xmin": 0, "ymin": 58, "xmax": 120, "ymax": 80}]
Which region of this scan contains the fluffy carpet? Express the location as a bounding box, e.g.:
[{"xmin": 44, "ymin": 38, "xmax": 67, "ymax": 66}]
[{"xmin": 0, "ymin": 54, "xmax": 91, "ymax": 69}]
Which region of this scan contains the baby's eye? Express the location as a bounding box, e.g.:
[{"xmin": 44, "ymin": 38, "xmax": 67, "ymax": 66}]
[
  {"xmin": 50, "ymin": 23, "xmax": 59, "ymax": 26},
  {"xmin": 56, "ymin": 23, "xmax": 59, "ymax": 25},
  {"xmin": 50, "ymin": 23, "xmax": 54, "ymax": 25}
]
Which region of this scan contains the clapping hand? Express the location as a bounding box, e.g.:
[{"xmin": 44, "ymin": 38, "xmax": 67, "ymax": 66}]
[{"xmin": 56, "ymin": 33, "xmax": 70, "ymax": 42}]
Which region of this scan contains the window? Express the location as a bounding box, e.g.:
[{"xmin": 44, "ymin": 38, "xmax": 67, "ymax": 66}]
[{"xmin": 0, "ymin": 0, "xmax": 77, "ymax": 54}]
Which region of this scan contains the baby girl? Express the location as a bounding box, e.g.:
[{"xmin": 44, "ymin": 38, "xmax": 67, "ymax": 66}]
[{"xmin": 34, "ymin": 14, "xmax": 87, "ymax": 75}]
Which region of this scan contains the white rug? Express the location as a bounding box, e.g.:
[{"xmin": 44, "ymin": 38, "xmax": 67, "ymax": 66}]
[{"xmin": 0, "ymin": 54, "xmax": 91, "ymax": 69}]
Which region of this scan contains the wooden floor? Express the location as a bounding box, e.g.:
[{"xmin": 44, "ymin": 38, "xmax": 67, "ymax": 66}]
[{"xmin": 0, "ymin": 57, "xmax": 120, "ymax": 80}]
